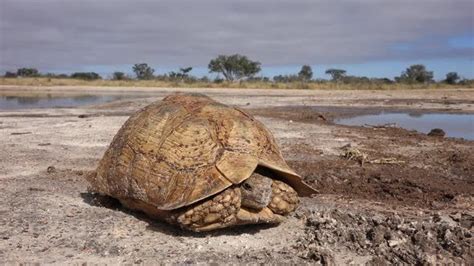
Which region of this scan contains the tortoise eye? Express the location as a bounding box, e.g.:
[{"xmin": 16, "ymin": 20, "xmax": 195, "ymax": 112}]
[{"xmin": 242, "ymin": 183, "xmax": 252, "ymax": 191}]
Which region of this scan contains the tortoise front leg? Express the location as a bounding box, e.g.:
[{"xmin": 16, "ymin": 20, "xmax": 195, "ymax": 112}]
[
  {"xmin": 173, "ymin": 180, "xmax": 298, "ymax": 232},
  {"xmin": 267, "ymin": 180, "xmax": 299, "ymax": 215}
]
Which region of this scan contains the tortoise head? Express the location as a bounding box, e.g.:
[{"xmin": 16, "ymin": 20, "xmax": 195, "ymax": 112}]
[{"xmin": 240, "ymin": 173, "xmax": 273, "ymax": 210}]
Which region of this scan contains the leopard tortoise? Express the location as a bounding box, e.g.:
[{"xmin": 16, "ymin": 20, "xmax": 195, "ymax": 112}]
[{"xmin": 86, "ymin": 93, "xmax": 316, "ymax": 231}]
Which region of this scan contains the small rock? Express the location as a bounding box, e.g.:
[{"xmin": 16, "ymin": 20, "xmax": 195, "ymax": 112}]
[
  {"xmin": 388, "ymin": 238, "xmax": 406, "ymax": 247},
  {"xmin": 38, "ymin": 143, "xmax": 51, "ymax": 146},
  {"xmin": 367, "ymin": 226, "xmax": 387, "ymax": 245},
  {"xmin": 47, "ymin": 166, "xmax": 56, "ymax": 174},
  {"xmin": 444, "ymin": 229, "xmax": 452, "ymax": 241},
  {"xmin": 11, "ymin": 132, "xmax": 32, "ymax": 135},
  {"xmin": 449, "ymin": 212, "xmax": 461, "ymax": 222},
  {"xmin": 435, "ymin": 214, "xmax": 458, "ymax": 227},
  {"xmin": 427, "ymin": 128, "xmax": 445, "ymax": 137},
  {"xmin": 459, "ymin": 213, "xmax": 473, "ymax": 229}
]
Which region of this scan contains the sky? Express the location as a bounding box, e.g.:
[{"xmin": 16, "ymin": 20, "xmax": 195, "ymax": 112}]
[{"xmin": 0, "ymin": 0, "xmax": 473, "ymax": 80}]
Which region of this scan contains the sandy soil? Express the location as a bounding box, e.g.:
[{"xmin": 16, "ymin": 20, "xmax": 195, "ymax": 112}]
[{"xmin": 1, "ymin": 86, "xmax": 473, "ymax": 264}]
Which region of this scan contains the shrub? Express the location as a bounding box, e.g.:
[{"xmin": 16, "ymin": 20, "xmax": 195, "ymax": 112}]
[
  {"xmin": 17, "ymin": 68, "xmax": 39, "ymax": 77},
  {"xmin": 112, "ymin": 72, "xmax": 127, "ymax": 80},
  {"xmin": 395, "ymin": 64, "xmax": 434, "ymax": 83},
  {"xmin": 4, "ymin": 71, "xmax": 17, "ymax": 78},
  {"xmin": 70, "ymin": 72, "xmax": 101, "ymax": 80},
  {"xmin": 444, "ymin": 72, "xmax": 460, "ymax": 85}
]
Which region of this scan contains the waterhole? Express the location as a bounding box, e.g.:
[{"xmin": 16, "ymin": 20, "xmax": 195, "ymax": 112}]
[{"xmin": 335, "ymin": 112, "xmax": 474, "ymax": 140}]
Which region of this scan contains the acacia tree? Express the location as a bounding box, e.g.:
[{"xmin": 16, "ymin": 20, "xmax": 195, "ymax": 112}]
[
  {"xmin": 395, "ymin": 64, "xmax": 433, "ymax": 83},
  {"xmin": 180, "ymin": 67, "xmax": 192, "ymax": 76},
  {"xmin": 169, "ymin": 67, "xmax": 193, "ymax": 81},
  {"xmin": 298, "ymin": 65, "xmax": 313, "ymax": 81},
  {"xmin": 133, "ymin": 63, "xmax": 154, "ymax": 80},
  {"xmin": 325, "ymin": 69, "xmax": 346, "ymax": 82},
  {"xmin": 208, "ymin": 54, "xmax": 261, "ymax": 81}
]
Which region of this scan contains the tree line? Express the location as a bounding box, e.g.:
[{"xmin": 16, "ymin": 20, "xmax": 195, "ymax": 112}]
[{"xmin": 2, "ymin": 54, "xmax": 470, "ymax": 85}]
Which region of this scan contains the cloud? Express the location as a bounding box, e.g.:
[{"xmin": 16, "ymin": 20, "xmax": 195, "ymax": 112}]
[{"xmin": 0, "ymin": 0, "xmax": 473, "ymax": 73}]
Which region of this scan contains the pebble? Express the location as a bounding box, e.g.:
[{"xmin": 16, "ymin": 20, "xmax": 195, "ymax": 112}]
[{"xmin": 47, "ymin": 166, "xmax": 56, "ymax": 174}]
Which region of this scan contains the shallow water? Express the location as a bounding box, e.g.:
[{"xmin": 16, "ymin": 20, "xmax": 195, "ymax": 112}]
[
  {"xmin": 0, "ymin": 95, "xmax": 126, "ymax": 109},
  {"xmin": 335, "ymin": 112, "xmax": 474, "ymax": 140}
]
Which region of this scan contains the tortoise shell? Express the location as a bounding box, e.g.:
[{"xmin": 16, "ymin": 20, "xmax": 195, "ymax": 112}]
[{"xmin": 87, "ymin": 93, "xmax": 315, "ymax": 210}]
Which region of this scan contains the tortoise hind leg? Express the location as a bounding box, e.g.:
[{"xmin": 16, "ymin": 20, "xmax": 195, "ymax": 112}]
[
  {"xmin": 268, "ymin": 180, "xmax": 299, "ymax": 215},
  {"xmin": 175, "ymin": 187, "xmax": 241, "ymax": 232}
]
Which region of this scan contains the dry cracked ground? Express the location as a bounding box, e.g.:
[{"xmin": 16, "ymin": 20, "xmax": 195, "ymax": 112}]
[{"xmin": 0, "ymin": 86, "xmax": 473, "ymax": 264}]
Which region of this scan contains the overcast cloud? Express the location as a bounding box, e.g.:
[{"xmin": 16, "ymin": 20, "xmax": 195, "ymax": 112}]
[{"xmin": 0, "ymin": 0, "xmax": 473, "ymax": 74}]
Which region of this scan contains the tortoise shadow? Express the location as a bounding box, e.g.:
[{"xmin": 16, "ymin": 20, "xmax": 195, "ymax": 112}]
[{"xmin": 80, "ymin": 192, "xmax": 279, "ymax": 237}]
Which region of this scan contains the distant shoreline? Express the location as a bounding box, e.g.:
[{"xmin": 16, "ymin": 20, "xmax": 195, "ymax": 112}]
[{"xmin": 1, "ymin": 77, "xmax": 473, "ymax": 91}]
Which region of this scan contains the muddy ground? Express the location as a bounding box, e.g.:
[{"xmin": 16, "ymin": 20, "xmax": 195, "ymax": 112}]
[{"xmin": 0, "ymin": 86, "xmax": 473, "ymax": 264}]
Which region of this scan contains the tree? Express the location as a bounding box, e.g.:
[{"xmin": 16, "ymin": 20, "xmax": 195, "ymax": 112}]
[
  {"xmin": 17, "ymin": 68, "xmax": 39, "ymax": 77},
  {"xmin": 133, "ymin": 63, "xmax": 154, "ymax": 80},
  {"xmin": 70, "ymin": 72, "xmax": 101, "ymax": 80},
  {"xmin": 208, "ymin": 54, "xmax": 261, "ymax": 81},
  {"xmin": 112, "ymin": 71, "xmax": 126, "ymax": 80},
  {"xmin": 444, "ymin": 72, "xmax": 460, "ymax": 85},
  {"xmin": 395, "ymin": 64, "xmax": 433, "ymax": 83},
  {"xmin": 325, "ymin": 69, "xmax": 346, "ymax": 82},
  {"xmin": 298, "ymin": 65, "xmax": 313, "ymax": 81}
]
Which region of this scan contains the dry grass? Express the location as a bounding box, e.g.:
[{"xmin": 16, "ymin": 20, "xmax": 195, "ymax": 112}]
[{"xmin": 0, "ymin": 77, "xmax": 472, "ymax": 90}]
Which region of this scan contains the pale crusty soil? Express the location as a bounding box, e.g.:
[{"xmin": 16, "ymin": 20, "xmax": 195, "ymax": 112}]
[{"xmin": 0, "ymin": 86, "xmax": 473, "ymax": 264}]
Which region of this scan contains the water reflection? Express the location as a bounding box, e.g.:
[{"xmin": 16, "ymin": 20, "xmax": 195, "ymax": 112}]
[
  {"xmin": 0, "ymin": 95, "xmax": 123, "ymax": 109},
  {"xmin": 71, "ymin": 95, "xmax": 104, "ymax": 103},
  {"xmin": 335, "ymin": 112, "xmax": 474, "ymax": 140}
]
